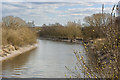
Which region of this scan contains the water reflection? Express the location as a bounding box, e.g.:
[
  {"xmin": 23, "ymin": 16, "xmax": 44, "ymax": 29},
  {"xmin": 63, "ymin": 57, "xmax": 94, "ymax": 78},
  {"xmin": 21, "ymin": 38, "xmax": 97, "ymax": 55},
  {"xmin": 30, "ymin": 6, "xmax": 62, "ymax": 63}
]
[{"xmin": 2, "ymin": 39, "xmax": 85, "ymax": 78}]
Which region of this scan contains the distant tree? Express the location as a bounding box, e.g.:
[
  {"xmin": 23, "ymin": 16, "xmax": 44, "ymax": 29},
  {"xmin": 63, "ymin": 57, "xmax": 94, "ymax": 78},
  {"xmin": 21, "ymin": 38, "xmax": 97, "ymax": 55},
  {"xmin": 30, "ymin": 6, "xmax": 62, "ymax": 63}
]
[
  {"xmin": 42, "ymin": 24, "xmax": 47, "ymax": 27},
  {"xmin": 66, "ymin": 21, "xmax": 82, "ymax": 39},
  {"xmin": 84, "ymin": 13, "xmax": 112, "ymax": 27},
  {"xmin": 2, "ymin": 16, "xmax": 27, "ymax": 28},
  {"xmin": 83, "ymin": 13, "xmax": 112, "ymax": 39},
  {"xmin": 39, "ymin": 22, "xmax": 82, "ymax": 38},
  {"xmin": 54, "ymin": 23, "xmax": 62, "ymax": 27}
]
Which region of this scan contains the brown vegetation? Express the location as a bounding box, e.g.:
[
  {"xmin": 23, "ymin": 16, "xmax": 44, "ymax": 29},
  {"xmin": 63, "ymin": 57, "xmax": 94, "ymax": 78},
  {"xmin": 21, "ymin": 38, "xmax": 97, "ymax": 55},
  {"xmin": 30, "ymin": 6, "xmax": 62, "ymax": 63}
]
[
  {"xmin": 66, "ymin": 9, "xmax": 120, "ymax": 78},
  {"xmin": 2, "ymin": 16, "xmax": 37, "ymax": 46},
  {"xmin": 39, "ymin": 22, "xmax": 82, "ymax": 39}
]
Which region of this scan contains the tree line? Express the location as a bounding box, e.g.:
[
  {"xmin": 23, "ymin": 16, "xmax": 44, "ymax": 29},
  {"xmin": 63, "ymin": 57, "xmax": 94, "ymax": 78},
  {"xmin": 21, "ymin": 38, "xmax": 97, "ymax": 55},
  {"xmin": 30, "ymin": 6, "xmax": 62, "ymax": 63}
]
[
  {"xmin": 38, "ymin": 13, "xmax": 112, "ymax": 41},
  {"xmin": 39, "ymin": 21, "xmax": 82, "ymax": 39}
]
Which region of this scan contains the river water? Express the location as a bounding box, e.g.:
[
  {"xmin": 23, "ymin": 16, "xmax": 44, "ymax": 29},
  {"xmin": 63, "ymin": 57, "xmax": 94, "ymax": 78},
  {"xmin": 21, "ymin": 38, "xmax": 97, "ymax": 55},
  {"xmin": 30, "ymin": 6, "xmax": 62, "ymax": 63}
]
[{"xmin": 2, "ymin": 39, "xmax": 86, "ymax": 78}]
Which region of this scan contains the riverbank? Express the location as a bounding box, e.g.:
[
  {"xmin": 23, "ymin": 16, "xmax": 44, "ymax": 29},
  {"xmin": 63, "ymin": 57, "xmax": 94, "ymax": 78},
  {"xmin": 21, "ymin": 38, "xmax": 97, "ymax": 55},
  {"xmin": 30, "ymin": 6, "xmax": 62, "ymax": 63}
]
[
  {"xmin": 40, "ymin": 37, "xmax": 83, "ymax": 44},
  {"xmin": 0, "ymin": 44, "xmax": 37, "ymax": 62}
]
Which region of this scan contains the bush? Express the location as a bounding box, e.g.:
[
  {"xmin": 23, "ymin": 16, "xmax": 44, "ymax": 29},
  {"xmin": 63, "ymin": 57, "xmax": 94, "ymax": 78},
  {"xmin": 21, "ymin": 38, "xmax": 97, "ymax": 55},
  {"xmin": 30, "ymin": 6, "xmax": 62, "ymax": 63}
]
[
  {"xmin": 2, "ymin": 16, "xmax": 37, "ymax": 46},
  {"xmin": 2, "ymin": 26, "xmax": 37, "ymax": 46}
]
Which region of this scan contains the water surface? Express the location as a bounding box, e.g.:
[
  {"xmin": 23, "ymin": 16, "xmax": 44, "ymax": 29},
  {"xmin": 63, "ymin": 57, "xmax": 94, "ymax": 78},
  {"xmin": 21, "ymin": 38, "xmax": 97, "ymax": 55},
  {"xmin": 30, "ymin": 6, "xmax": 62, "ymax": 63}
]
[{"xmin": 2, "ymin": 39, "xmax": 85, "ymax": 78}]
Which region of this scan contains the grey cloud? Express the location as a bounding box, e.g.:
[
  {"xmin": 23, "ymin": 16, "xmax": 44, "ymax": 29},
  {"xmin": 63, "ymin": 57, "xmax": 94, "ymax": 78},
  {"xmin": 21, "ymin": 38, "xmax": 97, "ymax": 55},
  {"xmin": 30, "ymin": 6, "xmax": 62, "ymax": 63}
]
[
  {"xmin": 2, "ymin": 2, "xmax": 115, "ymax": 26},
  {"xmin": 2, "ymin": 0, "xmax": 119, "ymax": 3}
]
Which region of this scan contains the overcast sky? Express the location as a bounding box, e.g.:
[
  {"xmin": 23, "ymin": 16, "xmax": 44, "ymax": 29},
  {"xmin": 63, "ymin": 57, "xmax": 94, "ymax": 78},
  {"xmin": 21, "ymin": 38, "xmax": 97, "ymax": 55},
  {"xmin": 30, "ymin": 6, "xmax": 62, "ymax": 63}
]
[{"xmin": 1, "ymin": 0, "xmax": 119, "ymax": 26}]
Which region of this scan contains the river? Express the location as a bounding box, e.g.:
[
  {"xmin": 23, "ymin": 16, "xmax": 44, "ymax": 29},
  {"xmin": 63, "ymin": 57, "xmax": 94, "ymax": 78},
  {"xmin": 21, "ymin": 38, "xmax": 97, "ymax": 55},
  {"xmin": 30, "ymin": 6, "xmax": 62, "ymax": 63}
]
[{"xmin": 2, "ymin": 39, "xmax": 86, "ymax": 78}]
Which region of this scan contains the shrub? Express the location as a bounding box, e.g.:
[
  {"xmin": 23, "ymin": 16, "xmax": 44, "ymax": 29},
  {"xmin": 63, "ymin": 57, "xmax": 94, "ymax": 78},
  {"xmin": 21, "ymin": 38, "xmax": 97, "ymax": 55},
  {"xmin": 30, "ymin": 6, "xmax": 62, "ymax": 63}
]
[{"xmin": 2, "ymin": 16, "xmax": 37, "ymax": 46}]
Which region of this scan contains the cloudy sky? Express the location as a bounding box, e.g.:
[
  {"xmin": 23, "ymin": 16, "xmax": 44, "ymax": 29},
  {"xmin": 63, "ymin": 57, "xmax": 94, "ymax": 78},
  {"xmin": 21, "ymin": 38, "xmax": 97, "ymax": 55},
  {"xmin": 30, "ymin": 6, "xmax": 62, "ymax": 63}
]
[{"xmin": 1, "ymin": 0, "xmax": 119, "ymax": 26}]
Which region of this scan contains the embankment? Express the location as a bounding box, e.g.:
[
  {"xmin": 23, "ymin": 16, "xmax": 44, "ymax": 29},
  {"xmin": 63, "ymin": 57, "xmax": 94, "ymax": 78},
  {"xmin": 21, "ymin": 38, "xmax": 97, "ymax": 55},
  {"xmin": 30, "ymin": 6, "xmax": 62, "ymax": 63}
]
[
  {"xmin": 0, "ymin": 44, "xmax": 37, "ymax": 62},
  {"xmin": 40, "ymin": 37, "xmax": 83, "ymax": 44}
]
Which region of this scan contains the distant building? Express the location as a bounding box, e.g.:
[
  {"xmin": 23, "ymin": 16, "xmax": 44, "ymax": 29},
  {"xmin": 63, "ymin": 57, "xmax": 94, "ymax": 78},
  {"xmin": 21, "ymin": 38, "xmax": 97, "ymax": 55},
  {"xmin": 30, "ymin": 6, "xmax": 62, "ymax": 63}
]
[{"xmin": 27, "ymin": 21, "xmax": 35, "ymax": 27}]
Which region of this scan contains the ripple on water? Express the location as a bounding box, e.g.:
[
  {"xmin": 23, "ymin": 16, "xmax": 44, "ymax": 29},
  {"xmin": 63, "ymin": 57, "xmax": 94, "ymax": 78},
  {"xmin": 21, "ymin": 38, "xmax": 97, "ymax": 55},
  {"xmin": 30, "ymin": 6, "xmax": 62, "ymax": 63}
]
[{"xmin": 2, "ymin": 39, "xmax": 85, "ymax": 78}]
